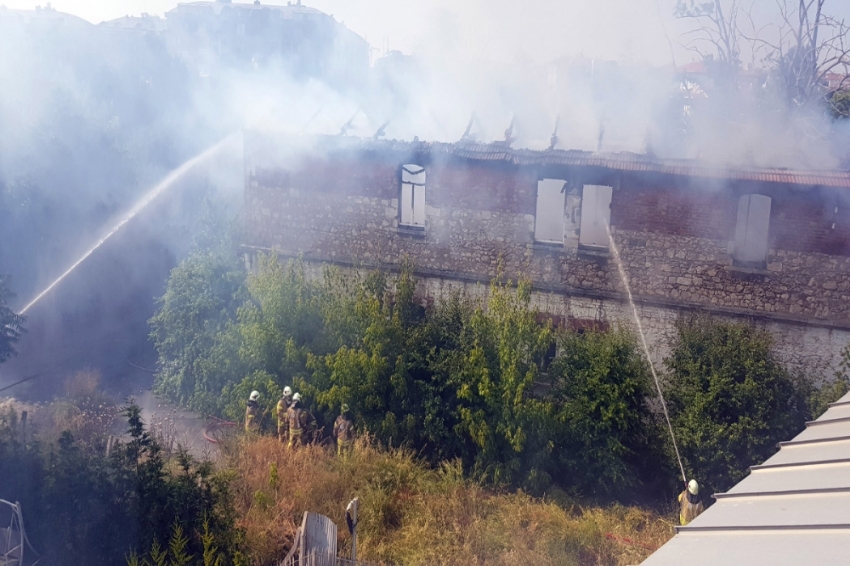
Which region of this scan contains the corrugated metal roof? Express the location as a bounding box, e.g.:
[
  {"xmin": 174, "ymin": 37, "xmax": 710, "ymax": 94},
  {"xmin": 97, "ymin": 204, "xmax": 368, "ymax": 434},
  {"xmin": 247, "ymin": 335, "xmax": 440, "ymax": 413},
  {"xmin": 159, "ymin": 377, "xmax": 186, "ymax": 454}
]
[
  {"xmin": 274, "ymin": 134, "xmax": 850, "ymax": 189},
  {"xmin": 641, "ymin": 392, "xmax": 850, "ymax": 565}
]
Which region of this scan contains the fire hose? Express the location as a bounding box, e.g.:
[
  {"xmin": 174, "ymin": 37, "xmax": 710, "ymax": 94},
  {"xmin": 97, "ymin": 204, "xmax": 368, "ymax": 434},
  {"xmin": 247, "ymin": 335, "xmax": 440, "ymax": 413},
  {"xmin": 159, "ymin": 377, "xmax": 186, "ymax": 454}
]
[{"xmin": 203, "ymin": 415, "xmax": 238, "ymax": 444}]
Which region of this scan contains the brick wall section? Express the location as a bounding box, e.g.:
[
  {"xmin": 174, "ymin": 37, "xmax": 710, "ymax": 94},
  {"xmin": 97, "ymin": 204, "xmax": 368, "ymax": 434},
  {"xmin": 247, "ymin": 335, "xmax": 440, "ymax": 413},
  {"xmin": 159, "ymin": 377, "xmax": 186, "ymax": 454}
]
[
  {"xmin": 611, "ymin": 184, "xmax": 736, "ymax": 240},
  {"xmin": 770, "ymin": 195, "xmax": 850, "ymax": 256},
  {"xmin": 246, "ymin": 158, "xmax": 850, "ymax": 324},
  {"xmin": 245, "ymin": 149, "xmax": 850, "ymax": 373}
]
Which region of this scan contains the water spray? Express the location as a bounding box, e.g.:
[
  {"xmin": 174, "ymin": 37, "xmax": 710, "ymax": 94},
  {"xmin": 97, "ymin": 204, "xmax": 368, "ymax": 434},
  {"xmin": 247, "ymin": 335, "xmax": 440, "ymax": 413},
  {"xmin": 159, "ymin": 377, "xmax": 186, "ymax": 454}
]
[
  {"xmin": 19, "ymin": 135, "xmax": 237, "ymax": 315},
  {"xmin": 605, "ymin": 223, "xmax": 688, "ymax": 485}
]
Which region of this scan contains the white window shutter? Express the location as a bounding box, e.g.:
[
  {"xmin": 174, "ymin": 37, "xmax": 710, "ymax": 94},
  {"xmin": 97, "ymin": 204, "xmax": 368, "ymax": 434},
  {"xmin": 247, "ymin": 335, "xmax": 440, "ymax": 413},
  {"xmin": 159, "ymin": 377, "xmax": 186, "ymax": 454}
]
[
  {"xmin": 534, "ymin": 179, "xmax": 566, "ymax": 243},
  {"xmin": 413, "ymin": 184, "xmax": 426, "ymax": 226},
  {"xmin": 400, "ymin": 183, "xmax": 413, "ymax": 225},
  {"xmin": 579, "ymin": 185, "xmax": 612, "ymax": 247},
  {"xmin": 734, "ymin": 194, "xmax": 771, "ymax": 263}
]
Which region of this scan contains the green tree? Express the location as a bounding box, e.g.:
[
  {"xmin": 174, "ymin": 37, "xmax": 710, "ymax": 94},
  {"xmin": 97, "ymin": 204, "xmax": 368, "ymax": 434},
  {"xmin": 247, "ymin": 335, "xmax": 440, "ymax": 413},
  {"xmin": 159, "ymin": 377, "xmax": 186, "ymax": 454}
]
[
  {"xmin": 548, "ymin": 326, "xmax": 665, "ymax": 496},
  {"xmin": 0, "ymin": 274, "xmax": 25, "ymax": 363},
  {"xmin": 236, "ymin": 254, "xmax": 323, "ymax": 382},
  {"xmin": 0, "ymin": 403, "xmax": 241, "ymax": 564},
  {"xmin": 306, "ymin": 262, "xmax": 428, "ymax": 444},
  {"xmin": 448, "ymin": 278, "xmax": 554, "ymax": 489},
  {"xmin": 665, "ymin": 314, "xmax": 808, "ymax": 494},
  {"xmin": 149, "ymin": 252, "xmax": 246, "ymax": 414}
]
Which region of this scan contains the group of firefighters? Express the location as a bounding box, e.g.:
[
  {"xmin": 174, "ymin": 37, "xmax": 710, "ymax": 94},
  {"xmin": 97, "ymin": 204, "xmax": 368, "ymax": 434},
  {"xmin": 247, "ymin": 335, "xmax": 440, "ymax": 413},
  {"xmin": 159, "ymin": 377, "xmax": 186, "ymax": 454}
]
[
  {"xmin": 246, "ymin": 390, "xmax": 706, "ymax": 524},
  {"xmin": 244, "ymin": 387, "xmax": 355, "ymax": 454}
]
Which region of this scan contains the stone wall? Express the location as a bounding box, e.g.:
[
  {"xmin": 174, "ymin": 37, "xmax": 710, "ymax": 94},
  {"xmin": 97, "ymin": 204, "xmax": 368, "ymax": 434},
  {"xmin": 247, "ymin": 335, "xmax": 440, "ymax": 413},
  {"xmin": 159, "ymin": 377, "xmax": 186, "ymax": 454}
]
[{"xmin": 243, "ymin": 142, "xmax": 850, "ymax": 376}]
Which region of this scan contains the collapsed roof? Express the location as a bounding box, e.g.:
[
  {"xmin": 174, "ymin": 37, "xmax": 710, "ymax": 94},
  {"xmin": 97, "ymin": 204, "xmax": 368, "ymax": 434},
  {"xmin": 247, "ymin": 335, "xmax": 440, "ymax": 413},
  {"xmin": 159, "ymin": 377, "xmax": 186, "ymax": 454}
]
[{"xmin": 246, "ymin": 132, "xmax": 850, "ymax": 190}]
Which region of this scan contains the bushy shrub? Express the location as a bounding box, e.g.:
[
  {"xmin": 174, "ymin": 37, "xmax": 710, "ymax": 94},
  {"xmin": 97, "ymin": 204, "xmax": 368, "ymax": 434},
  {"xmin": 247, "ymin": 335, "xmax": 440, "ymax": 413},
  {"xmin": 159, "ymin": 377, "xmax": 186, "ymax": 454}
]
[
  {"xmin": 665, "ymin": 314, "xmax": 810, "ymax": 494},
  {"xmin": 0, "ymin": 403, "xmax": 242, "ymax": 564},
  {"xmin": 548, "ymin": 326, "xmax": 668, "ymax": 497}
]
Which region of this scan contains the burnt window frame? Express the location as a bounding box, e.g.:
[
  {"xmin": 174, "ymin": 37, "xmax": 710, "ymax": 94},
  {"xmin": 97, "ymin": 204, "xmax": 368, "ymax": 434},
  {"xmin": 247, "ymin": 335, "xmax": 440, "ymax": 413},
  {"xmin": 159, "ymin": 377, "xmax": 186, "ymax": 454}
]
[{"xmin": 399, "ymin": 164, "xmax": 426, "ymax": 231}]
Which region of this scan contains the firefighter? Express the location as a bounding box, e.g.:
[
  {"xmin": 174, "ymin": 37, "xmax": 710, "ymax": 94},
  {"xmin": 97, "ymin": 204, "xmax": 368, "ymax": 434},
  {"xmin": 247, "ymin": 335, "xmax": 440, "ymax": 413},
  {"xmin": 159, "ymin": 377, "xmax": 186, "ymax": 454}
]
[
  {"xmin": 276, "ymin": 386, "xmax": 293, "ymax": 442},
  {"xmin": 333, "ymin": 403, "xmax": 355, "ymax": 456},
  {"xmin": 678, "ymin": 479, "xmax": 705, "ymax": 526},
  {"xmin": 286, "ymin": 393, "xmax": 317, "ymax": 449},
  {"xmin": 245, "ymin": 390, "xmax": 261, "ymax": 433}
]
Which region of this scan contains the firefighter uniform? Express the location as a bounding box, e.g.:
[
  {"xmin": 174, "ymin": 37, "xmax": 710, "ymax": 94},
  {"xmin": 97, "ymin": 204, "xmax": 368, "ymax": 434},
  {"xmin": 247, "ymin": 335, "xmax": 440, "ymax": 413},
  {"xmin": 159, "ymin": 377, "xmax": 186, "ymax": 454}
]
[
  {"xmin": 276, "ymin": 393, "xmax": 293, "ymax": 442},
  {"xmin": 286, "ymin": 403, "xmax": 317, "ymax": 448},
  {"xmin": 678, "ymin": 489, "xmax": 705, "ymax": 525},
  {"xmin": 333, "ymin": 413, "xmax": 355, "ymax": 455},
  {"xmin": 245, "ymin": 399, "xmax": 261, "ymax": 433}
]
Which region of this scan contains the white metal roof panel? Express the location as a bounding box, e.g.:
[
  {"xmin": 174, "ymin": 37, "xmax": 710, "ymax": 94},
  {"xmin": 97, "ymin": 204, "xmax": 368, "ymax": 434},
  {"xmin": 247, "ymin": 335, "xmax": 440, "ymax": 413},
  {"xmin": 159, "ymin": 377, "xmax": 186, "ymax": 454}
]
[
  {"xmin": 685, "ymin": 491, "xmax": 850, "ymax": 528},
  {"xmin": 758, "ymin": 437, "xmax": 850, "ymax": 467},
  {"xmin": 771, "ymin": 417, "xmax": 850, "ymax": 443},
  {"xmin": 641, "ymin": 530, "xmax": 850, "ymax": 566},
  {"xmin": 725, "ymin": 461, "xmax": 850, "ymax": 494},
  {"xmin": 641, "ymin": 391, "xmax": 850, "ymax": 565}
]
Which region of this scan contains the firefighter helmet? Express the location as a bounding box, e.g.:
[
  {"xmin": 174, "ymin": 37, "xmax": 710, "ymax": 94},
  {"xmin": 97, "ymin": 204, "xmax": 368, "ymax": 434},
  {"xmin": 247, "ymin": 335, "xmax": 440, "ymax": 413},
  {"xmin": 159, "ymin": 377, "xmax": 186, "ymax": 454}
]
[{"xmin": 688, "ymin": 479, "xmax": 699, "ymax": 495}]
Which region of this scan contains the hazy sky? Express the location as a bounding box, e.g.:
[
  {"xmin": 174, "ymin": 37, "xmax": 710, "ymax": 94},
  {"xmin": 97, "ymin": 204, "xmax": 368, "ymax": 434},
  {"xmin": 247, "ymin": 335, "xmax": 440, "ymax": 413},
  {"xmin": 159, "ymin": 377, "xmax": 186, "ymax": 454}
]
[
  {"xmin": 5, "ymin": 1, "xmax": 850, "ymax": 66},
  {"xmin": 0, "ymin": 0, "xmax": 703, "ymax": 65}
]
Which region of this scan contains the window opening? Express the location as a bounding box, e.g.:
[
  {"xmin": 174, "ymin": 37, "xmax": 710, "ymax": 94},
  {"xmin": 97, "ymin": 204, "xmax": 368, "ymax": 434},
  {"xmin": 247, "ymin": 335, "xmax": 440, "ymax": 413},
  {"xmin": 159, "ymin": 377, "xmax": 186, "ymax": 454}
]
[
  {"xmin": 579, "ymin": 184, "xmax": 613, "ymax": 248},
  {"xmin": 400, "ymin": 165, "xmax": 426, "ymax": 227},
  {"xmin": 733, "ymin": 194, "xmax": 771, "ymax": 265},
  {"xmin": 534, "ymin": 179, "xmax": 566, "ymax": 243}
]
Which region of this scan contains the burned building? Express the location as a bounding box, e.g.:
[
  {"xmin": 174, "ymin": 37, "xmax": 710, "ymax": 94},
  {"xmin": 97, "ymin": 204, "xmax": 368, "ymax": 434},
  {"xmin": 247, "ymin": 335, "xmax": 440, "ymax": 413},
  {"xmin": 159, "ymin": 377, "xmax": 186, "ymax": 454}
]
[{"xmin": 242, "ymin": 131, "xmax": 850, "ymax": 375}]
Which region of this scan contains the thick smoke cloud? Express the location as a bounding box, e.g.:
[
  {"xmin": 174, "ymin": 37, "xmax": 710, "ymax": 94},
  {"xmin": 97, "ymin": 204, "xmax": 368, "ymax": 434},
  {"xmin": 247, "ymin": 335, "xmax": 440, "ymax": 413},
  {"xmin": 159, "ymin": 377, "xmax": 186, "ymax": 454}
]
[{"xmin": 1, "ymin": 0, "xmax": 849, "ymax": 394}]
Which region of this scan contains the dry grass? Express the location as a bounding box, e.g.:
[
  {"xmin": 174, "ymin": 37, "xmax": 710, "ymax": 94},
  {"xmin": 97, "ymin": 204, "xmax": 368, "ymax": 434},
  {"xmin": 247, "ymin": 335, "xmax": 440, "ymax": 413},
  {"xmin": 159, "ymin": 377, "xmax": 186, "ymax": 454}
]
[
  {"xmin": 50, "ymin": 370, "xmax": 118, "ymax": 448},
  {"xmin": 226, "ymin": 436, "xmax": 674, "ymax": 566}
]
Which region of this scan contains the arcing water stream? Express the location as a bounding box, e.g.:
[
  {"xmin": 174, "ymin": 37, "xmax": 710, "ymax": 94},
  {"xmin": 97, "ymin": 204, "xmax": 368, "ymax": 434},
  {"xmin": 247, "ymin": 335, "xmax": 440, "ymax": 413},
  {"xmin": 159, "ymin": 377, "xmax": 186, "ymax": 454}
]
[
  {"xmin": 605, "ymin": 223, "xmax": 688, "ymax": 485},
  {"xmin": 20, "ymin": 135, "xmax": 236, "ymax": 315}
]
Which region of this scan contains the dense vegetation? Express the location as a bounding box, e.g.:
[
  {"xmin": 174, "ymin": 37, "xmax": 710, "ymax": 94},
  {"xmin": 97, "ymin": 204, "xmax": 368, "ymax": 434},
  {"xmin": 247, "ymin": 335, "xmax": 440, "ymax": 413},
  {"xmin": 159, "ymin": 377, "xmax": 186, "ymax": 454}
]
[
  {"xmin": 0, "ymin": 400, "xmax": 242, "ymax": 565},
  {"xmin": 150, "ymin": 251, "xmax": 848, "ymax": 502},
  {"xmin": 2, "ymin": 251, "xmax": 848, "ymax": 565}
]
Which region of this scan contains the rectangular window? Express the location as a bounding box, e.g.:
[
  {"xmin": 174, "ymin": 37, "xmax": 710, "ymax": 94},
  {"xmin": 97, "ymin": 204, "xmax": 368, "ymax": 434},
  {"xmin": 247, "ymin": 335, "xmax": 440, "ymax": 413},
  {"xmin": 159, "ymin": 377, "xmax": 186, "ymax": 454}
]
[
  {"xmin": 579, "ymin": 184, "xmax": 613, "ymax": 248},
  {"xmin": 400, "ymin": 165, "xmax": 426, "ymax": 227},
  {"xmin": 534, "ymin": 179, "xmax": 566, "ymax": 243},
  {"xmin": 733, "ymin": 194, "xmax": 771, "ymax": 264}
]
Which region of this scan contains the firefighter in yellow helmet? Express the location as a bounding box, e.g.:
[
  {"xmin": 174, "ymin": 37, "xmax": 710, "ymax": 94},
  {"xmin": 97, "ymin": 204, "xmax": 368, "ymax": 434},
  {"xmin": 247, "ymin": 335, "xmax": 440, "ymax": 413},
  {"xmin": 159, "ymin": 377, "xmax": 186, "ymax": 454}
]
[
  {"xmin": 333, "ymin": 403, "xmax": 355, "ymax": 456},
  {"xmin": 276, "ymin": 386, "xmax": 293, "ymax": 442},
  {"xmin": 245, "ymin": 390, "xmax": 261, "ymax": 433},
  {"xmin": 678, "ymin": 479, "xmax": 705, "ymax": 525},
  {"xmin": 286, "ymin": 393, "xmax": 317, "ymax": 449}
]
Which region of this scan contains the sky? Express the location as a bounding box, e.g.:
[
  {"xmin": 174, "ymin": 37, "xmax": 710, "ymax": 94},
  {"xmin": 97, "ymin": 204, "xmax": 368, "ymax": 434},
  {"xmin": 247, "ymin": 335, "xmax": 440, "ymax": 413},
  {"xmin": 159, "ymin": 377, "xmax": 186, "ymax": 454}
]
[
  {"xmin": 4, "ymin": 0, "xmax": 850, "ymax": 66},
  {"xmin": 0, "ymin": 0, "xmax": 699, "ymax": 65},
  {"xmin": 5, "ymin": 0, "xmax": 850, "ymax": 67}
]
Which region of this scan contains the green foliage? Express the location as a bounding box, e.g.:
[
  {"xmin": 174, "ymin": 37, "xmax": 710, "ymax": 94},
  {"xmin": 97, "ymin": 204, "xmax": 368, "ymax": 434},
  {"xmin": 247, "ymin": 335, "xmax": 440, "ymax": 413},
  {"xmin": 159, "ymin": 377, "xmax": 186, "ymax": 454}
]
[
  {"xmin": 829, "ymin": 90, "xmax": 850, "ymax": 119},
  {"xmin": 153, "ymin": 250, "xmax": 838, "ymax": 503},
  {"xmin": 149, "ymin": 251, "xmax": 246, "ymax": 414},
  {"xmin": 221, "ymin": 370, "xmax": 281, "ymax": 425},
  {"xmin": 0, "ymin": 403, "xmax": 241, "ymax": 565},
  {"xmin": 803, "ymin": 342, "xmax": 850, "ymax": 419},
  {"xmin": 665, "ymin": 314, "xmax": 809, "ymax": 493},
  {"xmin": 0, "ymin": 274, "xmax": 25, "ymax": 364},
  {"xmin": 549, "ymin": 326, "xmax": 665, "ymax": 495},
  {"xmin": 447, "ymin": 278, "xmax": 553, "ymax": 488}
]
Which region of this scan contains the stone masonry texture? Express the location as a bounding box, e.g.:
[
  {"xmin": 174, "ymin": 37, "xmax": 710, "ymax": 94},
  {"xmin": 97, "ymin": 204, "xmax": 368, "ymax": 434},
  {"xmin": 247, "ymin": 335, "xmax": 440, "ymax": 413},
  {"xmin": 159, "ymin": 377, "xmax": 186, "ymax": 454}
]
[{"xmin": 243, "ymin": 132, "xmax": 850, "ymax": 376}]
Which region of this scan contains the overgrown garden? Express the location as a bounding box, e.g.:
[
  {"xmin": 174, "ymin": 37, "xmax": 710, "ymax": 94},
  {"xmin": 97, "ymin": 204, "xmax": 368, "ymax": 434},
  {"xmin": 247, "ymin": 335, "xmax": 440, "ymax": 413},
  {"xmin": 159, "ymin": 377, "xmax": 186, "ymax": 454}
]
[{"xmin": 150, "ymin": 250, "xmax": 849, "ymax": 500}]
